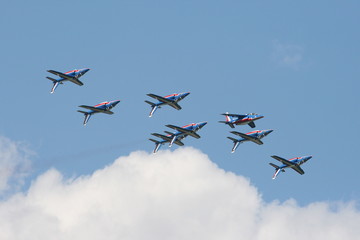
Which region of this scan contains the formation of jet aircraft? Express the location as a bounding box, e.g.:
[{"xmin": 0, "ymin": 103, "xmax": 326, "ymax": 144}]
[
  {"xmin": 46, "ymin": 68, "xmax": 312, "ymax": 179},
  {"xmin": 47, "ymin": 68, "xmax": 90, "ymax": 93},
  {"xmin": 145, "ymin": 92, "xmax": 190, "ymax": 117},
  {"xmin": 77, "ymin": 100, "xmax": 121, "ymax": 126},
  {"xmin": 149, "ymin": 122, "xmax": 207, "ymax": 153},
  {"xmin": 227, "ymin": 129, "xmax": 273, "ymax": 153},
  {"xmin": 269, "ymin": 155, "xmax": 313, "ymax": 179}
]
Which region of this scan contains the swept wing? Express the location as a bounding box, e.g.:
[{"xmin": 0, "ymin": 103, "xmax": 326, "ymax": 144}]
[
  {"xmin": 166, "ymin": 124, "xmax": 201, "ymax": 139},
  {"xmin": 271, "ymin": 155, "xmax": 305, "ymax": 175},
  {"xmin": 151, "ymin": 133, "xmax": 185, "ymax": 146},
  {"xmin": 78, "ymin": 105, "xmax": 114, "ymax": 114},
  {"xmin": 147, "ymin": 94, "xmax": 182, "ymax": 110},
  {"xmin": 230, "ymin": 131, "xmax": 263, "ymax": 145},
  {"xmin": 47, "ymin": 70, "xmax": 84, "ymax": 86},
  {"xmin": 221, "ymin": 113, "xmax": 247, "ymax": 118},
  {"xmin": 248, "ymin": 121, "xmax": 256, "ymax": 128}
]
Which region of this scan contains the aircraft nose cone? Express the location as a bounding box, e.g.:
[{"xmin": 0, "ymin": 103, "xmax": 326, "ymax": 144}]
[
  {"xmin": 264, "ymin": 129, "xmax": 273, "ymax": 136},
  {"xmin": 113, "ymin": 100, "xmax": 121, "ymax": 106},
  {"xmin": 200, "ymin": 121, "xmax": 208, "ymax": 127}
]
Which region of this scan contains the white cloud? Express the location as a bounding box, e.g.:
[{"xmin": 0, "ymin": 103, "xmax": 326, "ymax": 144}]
[
  {"xmin": 272, "ymin": 40, "xmax": 304, "ymax": 69},
  {"xmin": 0, "ymin": 136, "xmax": 32, "ymax": 194},
  {"xmin": 0, "ymin": 147, "xmax": 359, "ymax": 240}
]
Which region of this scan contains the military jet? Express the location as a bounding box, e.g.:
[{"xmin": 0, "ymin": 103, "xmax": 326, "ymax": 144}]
[
  {"xmin": 77, "ymin": 100, "xmax": 120, "ymax": 126},
  {"xmin": 145, "ymin": 92, "xmax": 190, "ymax": 117},
  {"xmin": 149, "ymin": 135, "xmax": 186, "ymax": 153},
  {"xmin": 227, "ymin": 129, "xmax": 273, "ymax": 153},
  {"xmin": 46, "ymin": 68, "xmax": 90, "ymax": 93},
  {"xmin": 219, "ymin": 113, "xmax": 264, "ymax": 128},
  {"xmin": 149, "ymin": 121, "xmax": 207, "ymax": 153},
  {"xmin": 269, "ymin": 155, "xmax": 313, "ymax": 179}
]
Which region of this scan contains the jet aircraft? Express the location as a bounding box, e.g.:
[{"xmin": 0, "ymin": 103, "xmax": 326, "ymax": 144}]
[
  {"xmin": 149, "ymin": 121, "xmax": 207, "ymax": 153},
  {"xmin": 269, "ymin": 155, "xmax": 313, "ymax": 179},
  {"xmin": 46, "ymin": 68, "xmax": 90, "ymax": 93},
  {"xmin": 145, "ymin": 92, "xmax": 190, "ymax": 117},
  {"xmin": 227, "ymin": 129, "xmax": 273, "ymax": 153},
  {"xmin": 219, "ymin": 113, "xmax": 264, "ymax": 128},
  {"xmin": 77, "ymin": 100, "xmax": 120, "ymax": 126}
]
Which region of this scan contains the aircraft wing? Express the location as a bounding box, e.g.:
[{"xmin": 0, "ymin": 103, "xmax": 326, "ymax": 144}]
[
  {"xmin": 67, "ymin": 78, "xmax": 84, "ymax": 86},
  {"xmin": 165, "ymin": 125, "xmax": 201, "ymax": 139},
  {"xmin": 271, "ymin": 155, "xmax": 304, "ymax": 174},
  {"xmin": 147, "ymin": 94, "xmax": 181, "ymax": 110},
  {"xmin": 230, "ymin": 131, "xmax": 263, "ymax": 145},
  {"xmin": 248, "ymin": 121, "xmax": 256, "ymax": 128},
  {"xmin": 168, "ymin": 102, "xmax": 182, "ymax": 110},
  {"xmin": 47, "ymin": 70, "xmax": 84, "ymax": 86},
  {"xmin": 151, "ymin": 133, "xmax": 172, "ymax": 141},
  {"xmin": 151, "ymin": 133, "xmax": 185, "ymax": 146},
  {"xmin": 222, "ymin": 113, "xmax": 247, "ymax": 118},
  {"xmin": 78, "ymin": 105, "xmax": 114, "ymax": 114},
  {"xmin": 290, "ymin": 165, "xmax": 305, "ymax": 175},
  {"xmin": 271, "ymin": 155, "xmax": 294, "ymax": 166}
]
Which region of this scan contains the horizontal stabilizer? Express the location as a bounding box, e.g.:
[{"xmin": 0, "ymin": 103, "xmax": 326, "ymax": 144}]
[
  {"xmin": 145, "ymin": 100, "xmax": 155, "ymax": 106},
  {"xmin": 77, "ymin": 110, "xmax": 88, "ymax": 115},
  {"xmin": 269, "ymin": 163, "xmax": 280, "ymax": 169},
  {"xmin": 164, "ymin": 131, "xmax": 173, "ymax": 135},
  {"xmin": 219, "ymin": 121, "xmax": 235, "ymax": 127},
  {"xmin": 46, "ymin": 76, "xmax": 57, "ymax": 82},
  {"xmin": 149, "ymin": 138, "xmax": 161, "ymax": 144},
  {"xmin": 227, "ymin": 137, "xmax": 238, "ymax": 142}
]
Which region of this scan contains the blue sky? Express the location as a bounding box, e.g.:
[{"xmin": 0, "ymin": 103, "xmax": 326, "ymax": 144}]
[{"xmin": 1, "ymin": 0, "xmax": 360, "ymax": 207}]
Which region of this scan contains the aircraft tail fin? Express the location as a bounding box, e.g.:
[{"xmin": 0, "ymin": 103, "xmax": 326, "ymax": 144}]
[
  {"xmin": 77, "ymin": 110, "xmax": 91, "ymax": 126},
  {"xmin": 50, "ymin": 81, "xmax": 60, "ymax": 94},
  {"xmin": 227, "ymin": 137, "xmax": 240, "ymax": 153},
  {"xmin": 269, "ymin": 163, "xmax": 282, "ymax": 179},
  {"xmin": 149, "ymin": 138, "xmax": 163, "ymax": 153},
  {"xmin": 145, "ymin": 101, "xmax": 158, "ymax": 117}
]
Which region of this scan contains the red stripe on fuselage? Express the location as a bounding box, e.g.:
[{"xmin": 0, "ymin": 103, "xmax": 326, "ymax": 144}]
[
  {"xmin": 246, "ymin": 130, "xmax": 261, "ymax": 135},
  {"xmin": 94, "ymin": 102, "xmax": 109, "ymax": 107},
  {"xmin": 182, "ymin": 123, "xmax": 195, "ymax": 128},
  {"xmin": 164, "ymin": 93, "xmax": 179, "ymax": 98},
  {"xmin": 64, "ymin": 69, "xmax": 78, "ymax": 74}
]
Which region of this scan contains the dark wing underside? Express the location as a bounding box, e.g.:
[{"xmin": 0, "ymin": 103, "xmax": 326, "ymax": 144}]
[
  {"xmin": 230, "ymin": 131, "xmax": 263, "ymax": 145},
  {"xmin": 248, "ymin": 121, "xmax": 256, "ymax": 128},
  {"xmin": 78, "ymin": 105, "xmax": 114, "ymax": 114},
  {"xmin": 151, "ymin": 133, "xmax": 185, "ymax": 146},
  {"xmin": 165, "ymin": 125, "xmax": 201, "ymax": 139},
  {"xmin": 147, "ymin": 94, "xmax": 181, "ymax": 110},
  {"xmin": 47, "ymin": 70, "xmax": 84, "ymax": 86},
  {"xmin": 271, "ymin": 155, "xmax": 305, "ymax": 175}
]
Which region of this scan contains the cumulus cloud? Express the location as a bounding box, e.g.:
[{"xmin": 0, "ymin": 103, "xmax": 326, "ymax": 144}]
[
  {"xmin": 0, "ymin": 148, "xmax": 359, "ymax": 240},
  {"xmin": 272, "ymin": 40, "xmax": 304, "ymax": 69},
  {"xmin": 0, "ymin": 136, "xmax": 32, "ymax": 194}
]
